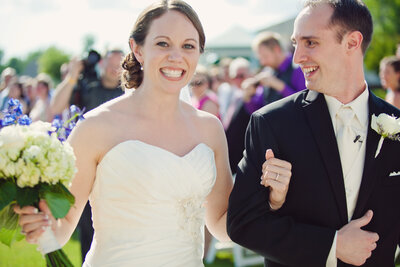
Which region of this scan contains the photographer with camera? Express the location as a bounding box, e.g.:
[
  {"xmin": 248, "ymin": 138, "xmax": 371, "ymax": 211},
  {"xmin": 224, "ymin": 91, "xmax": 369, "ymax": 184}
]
[
  {"xmin": 50, "ymin": 49, "xmax": 125, "ymax": 262},
  {"xmin": 50, "ymin": 49, "xmax": 125, "ymax": 115}
]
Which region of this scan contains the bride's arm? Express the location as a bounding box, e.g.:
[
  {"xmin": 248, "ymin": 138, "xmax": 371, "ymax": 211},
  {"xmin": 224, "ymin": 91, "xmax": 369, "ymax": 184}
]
[
  {"xmin": 202, "ymin": 116, "xmax": 292, "ymax": 242},
  {"xmin": 203, "ymin": 117, "xmax": 233, "ymax": 242},
  {"xmin": 15, "ymin": 116, "xmax": 102, "ymax": 247}
]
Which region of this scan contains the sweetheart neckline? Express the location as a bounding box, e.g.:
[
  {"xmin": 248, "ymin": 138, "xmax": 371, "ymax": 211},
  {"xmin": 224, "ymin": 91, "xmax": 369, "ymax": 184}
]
[{"xmin": 97, "ymin": 140, "xmax": 213, "ymax": 167}]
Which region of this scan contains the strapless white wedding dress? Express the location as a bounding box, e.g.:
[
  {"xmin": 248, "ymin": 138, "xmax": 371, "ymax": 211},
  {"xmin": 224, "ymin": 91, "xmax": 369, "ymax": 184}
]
[{"xmin": 82, "ymin": 140, "xmax": 216, "ymax": 267}]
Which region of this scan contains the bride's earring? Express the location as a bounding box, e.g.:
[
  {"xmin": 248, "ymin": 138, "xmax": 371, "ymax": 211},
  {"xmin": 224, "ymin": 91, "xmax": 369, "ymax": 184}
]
[{"xmin": 140, "ymin": 62, "xmax": 144, "ymax": 71}]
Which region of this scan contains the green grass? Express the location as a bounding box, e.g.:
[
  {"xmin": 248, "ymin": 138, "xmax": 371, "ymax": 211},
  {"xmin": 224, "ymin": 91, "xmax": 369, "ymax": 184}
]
[
  {"xmin": 0, "ymin": 237, "xmax": 237, "ymax": 267},
  {"xmin": 0, "ymin": 233, "xmax": 398, "ymax": 267},
  {"xmin": 0, "ymin": 231, "xmax": 82, "ymax": 267},
  {"xmin": 0, "ymin": 234, "xmax": 258, "ymax": 267},
  {"xmin": 204, "ymin": 249, "xmax": 263, "ymax": 267}
]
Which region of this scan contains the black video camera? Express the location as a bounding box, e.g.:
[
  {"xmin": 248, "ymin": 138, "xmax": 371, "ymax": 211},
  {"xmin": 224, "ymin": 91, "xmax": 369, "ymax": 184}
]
[{"xmin": 82, "ymin": 50, "xmax": 101, "ymax": 79}]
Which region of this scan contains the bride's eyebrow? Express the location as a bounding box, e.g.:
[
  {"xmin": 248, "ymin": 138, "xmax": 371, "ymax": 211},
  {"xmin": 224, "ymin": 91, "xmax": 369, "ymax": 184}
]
[
  {"xmin": 153, "ymin": 36, "xmax": 198, "ymax": 43},
  {"xmin": 154, "ymin": 35, "xmax": 169, "ymax": 40},
  {"xmin": 185, "ymin": 38, "xmax": 198, "ymax": 43}
]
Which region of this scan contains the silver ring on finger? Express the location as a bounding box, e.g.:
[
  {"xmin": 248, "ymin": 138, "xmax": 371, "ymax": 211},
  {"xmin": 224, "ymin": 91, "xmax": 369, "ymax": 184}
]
[{"xmin": 275, "ymin": 173, "xmax": 280, "ymax": 181}]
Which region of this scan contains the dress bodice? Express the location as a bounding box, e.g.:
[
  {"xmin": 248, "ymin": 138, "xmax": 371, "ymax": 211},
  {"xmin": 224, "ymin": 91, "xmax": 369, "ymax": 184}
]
[{"xmin": 83, "ymin": 140, "xmax": 216, "ymax": 267}]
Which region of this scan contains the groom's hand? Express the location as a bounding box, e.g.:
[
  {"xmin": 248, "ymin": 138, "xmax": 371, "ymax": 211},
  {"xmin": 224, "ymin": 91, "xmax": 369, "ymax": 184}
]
[
  {"xmin": 337, "ymin": 210, "xmax": 379, "ymax": 266},
  {"xmin": 260, "ymin": 149, "xmax": 292, "ymax": 210}
]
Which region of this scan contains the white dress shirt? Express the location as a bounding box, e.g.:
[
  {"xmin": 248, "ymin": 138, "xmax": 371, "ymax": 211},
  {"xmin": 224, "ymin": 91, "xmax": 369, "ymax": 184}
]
[{"xmin": 323, "ymin": 86, "xmax": 369, "ymax": 267}]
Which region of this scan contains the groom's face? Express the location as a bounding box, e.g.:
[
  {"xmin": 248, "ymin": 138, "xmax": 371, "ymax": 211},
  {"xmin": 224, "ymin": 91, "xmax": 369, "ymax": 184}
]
[{"xmin": 291, "ymin": 4, "xmax": 348, "ymax": 95}]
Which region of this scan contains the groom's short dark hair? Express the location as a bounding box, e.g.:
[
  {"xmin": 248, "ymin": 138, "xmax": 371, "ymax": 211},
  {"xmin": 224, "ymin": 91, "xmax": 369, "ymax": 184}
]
[{"xmin": 304, "ymin": 0, "xmax": 373, "ymax": 54}]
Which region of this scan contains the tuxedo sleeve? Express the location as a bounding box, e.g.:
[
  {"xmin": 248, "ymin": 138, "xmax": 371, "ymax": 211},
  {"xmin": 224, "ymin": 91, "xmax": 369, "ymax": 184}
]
[{"xmin": 227, "ymin": 111, "xmax": 336, "ymax": 267}]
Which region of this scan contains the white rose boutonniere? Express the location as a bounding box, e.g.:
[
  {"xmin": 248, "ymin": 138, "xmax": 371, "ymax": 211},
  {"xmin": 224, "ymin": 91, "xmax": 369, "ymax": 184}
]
[{"xmin": 371, "ymin": 113, "xmax": 400, "ymax": 158}]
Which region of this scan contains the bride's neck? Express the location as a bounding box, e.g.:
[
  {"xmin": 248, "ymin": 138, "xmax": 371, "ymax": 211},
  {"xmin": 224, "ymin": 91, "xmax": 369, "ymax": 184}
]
[{"xmin": 130, "ymin": 87, "xmax": 182, "ymax": 119}]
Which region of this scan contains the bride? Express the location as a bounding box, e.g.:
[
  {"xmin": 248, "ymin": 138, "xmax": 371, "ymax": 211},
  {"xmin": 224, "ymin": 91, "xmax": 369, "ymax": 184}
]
[{"xmin": 15, "ymin": 1, "xmax": 292, "ymax": 266}]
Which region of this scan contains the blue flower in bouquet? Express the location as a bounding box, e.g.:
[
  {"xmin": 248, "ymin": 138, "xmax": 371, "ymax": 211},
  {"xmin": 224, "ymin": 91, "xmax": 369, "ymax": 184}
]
[
  {"xmin": 18, "ymin": 115, "xmax": 32, "ymax": 126},
  {"xmin": 1, "ymin": 115, "xmax": 16, "ymax": 127},
  {"xmin": 49, "ymin": 105, "xmax": 85, "ymax": 142},
  {"xmin": 70, "ymin": 104, "xmax": 85, "ymax": 118},
  {"xmin": 51, "ymin": 116, "xmax": 65, "ymax": 141},
  {"xmin": 1, "ymin": 99, "xmax": 31, "ymax": 128}
]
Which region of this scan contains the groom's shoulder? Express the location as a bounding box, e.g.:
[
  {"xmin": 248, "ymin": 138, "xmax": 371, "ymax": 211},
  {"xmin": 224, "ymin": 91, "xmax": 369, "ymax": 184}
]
[{"xmin": 253, "ymin": 89, "xmax": 309, "ymax": 118}]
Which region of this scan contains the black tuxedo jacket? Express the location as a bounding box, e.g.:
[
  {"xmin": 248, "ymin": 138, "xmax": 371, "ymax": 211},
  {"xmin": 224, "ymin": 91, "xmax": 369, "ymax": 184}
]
[
  {"xmin": 227, "ymin": 89, "xmax": 400, "ymax": 267},
  {"xmin": 225, "ymin": 89, "xmax": 283, "ymax": 174}
]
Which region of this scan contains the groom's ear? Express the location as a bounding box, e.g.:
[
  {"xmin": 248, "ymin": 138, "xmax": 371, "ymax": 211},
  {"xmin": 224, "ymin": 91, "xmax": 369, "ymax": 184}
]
[{"xmin": 345, "ymin": 30, "xmax": 363, "ymax": 54}]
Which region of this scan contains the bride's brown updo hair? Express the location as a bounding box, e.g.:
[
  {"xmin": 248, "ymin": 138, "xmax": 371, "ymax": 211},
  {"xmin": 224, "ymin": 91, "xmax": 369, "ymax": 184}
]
[{"xmin": 121, "ymin": 0, "xmax": 206, "ymax": 90}]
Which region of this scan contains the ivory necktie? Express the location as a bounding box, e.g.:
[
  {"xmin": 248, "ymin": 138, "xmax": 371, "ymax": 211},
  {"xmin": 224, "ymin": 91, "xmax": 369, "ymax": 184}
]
[{"xmin": 336, "ymin": 106, "xmax": 358, "ymax": 178}]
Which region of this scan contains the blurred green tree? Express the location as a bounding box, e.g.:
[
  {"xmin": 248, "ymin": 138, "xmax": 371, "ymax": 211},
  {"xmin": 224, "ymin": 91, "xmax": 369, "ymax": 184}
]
[
  {"xmin": 25, "ymin": 51, "xmax": 43, "ymax": 65},
  {"xmin": 6, "ymin": 57, "xmax": 24, "ymax": 74},
  {"xmin": 0, "ymin": 49, "xmax": 4, "ymax": 66},
  {"xmin": 0, "ymin": 48, "xmax": 5, "ymax": 74},
  {"xmin": 38, "ymin": 46, "xmax": 70, "ymax": 83},
  {"xmin": 364, "ymin": 0, "xmax": 400, "ymax": 72}
]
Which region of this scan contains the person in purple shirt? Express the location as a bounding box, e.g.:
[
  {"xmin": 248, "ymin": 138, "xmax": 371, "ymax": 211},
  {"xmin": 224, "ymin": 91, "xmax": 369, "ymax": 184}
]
[
  {"xmin": 225, "ymin": 33, "xmax": 305, "ymax": 175},
  {"xmin": 247, "ymin": 31, "xmax": 305, "ymax": 110}
]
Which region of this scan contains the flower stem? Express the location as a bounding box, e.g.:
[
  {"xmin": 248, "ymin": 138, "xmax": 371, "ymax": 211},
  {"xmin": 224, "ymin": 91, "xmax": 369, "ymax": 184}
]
[{"xmin": 45, "ymin": 249, "xmax": 74, "ymax": 267}]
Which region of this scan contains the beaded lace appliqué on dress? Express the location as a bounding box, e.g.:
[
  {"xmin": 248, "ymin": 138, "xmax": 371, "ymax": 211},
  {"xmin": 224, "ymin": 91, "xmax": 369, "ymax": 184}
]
[{"xmin": 177, "ymin": 195, "xmax": 206, "ymax": 258}]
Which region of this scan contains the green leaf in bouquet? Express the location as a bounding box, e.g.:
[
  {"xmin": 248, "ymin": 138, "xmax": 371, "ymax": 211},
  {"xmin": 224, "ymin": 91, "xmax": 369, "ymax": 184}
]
[
  {"xmin": 58, "ymin": 183, "xmax": 75, "ymax": 206},
  {"xmin": 42, "ymin": 191, "xmax": 72, "ymax": 219},
  {"xmin": 38, "ymin": 182, "xmax": 75, "ymax": 219},
  {"xmin": 16, "ymin": 186, "xmax": 39, "ymax": 208},
  {"xmin": 0, "ymin": 180, "xmax": 17, "ymax": 211},
  {"xmin": 40, "ymin": 183, "xmax": 75, "ymax": 205},
  {"xmin": 0, "ymin": 227, "xmax": 24, "ymax": 247},
  {"xmin": 0, "ymin": 204, "xmax": 19, "ymax": 229},
  {"xmin": 0, "ymin": 205, "xmax": 24, "ymax": 247}
]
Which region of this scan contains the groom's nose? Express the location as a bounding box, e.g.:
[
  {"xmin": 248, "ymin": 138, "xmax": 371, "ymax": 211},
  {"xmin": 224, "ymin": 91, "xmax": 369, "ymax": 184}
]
[{"xmin": 293, "ymin": 44, "xmax": 307, "ymax": 65}]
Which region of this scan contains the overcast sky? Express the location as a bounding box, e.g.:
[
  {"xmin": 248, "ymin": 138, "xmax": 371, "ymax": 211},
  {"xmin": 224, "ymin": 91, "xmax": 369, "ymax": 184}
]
[{"xmin": 0, "ymin": 0, "xmax": 304, "ymax": 61}]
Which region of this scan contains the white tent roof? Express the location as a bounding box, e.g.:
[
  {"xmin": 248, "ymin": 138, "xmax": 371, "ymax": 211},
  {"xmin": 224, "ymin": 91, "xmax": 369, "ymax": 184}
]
[{"xmin": 206, "ymin": 25, "xmax": 255, "ymax": 48}]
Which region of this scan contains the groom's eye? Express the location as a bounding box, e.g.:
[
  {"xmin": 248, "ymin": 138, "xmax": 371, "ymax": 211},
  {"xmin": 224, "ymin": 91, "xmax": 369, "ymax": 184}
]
[{"xmin": 306, "ymin": 40, "xmax": 317, "ymax": 48}]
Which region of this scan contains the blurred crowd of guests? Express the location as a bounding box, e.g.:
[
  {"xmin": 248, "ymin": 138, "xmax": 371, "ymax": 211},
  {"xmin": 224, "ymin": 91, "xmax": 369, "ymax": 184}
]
[
  {"xmin": 0, "ymin": 68, "xmax": 53, "ymax": 121},
  {"xmin": 1, "ymin": 31, "xmax": 399, "ymax": 261},
  {"xmin": 379, "ymin": 43, "xmax": 400, "ymax": 109}
]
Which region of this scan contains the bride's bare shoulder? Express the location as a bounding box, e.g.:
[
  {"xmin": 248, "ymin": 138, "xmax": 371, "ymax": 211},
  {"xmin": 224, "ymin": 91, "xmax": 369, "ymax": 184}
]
[
  {"xmin": 183, "ymin": 102, "xmax": 225, "ymax": 149},
  {"xmin": 67, "ymin": 95, "xmax": 131, "ymax": 155},
  {"xmin": 76, "ymin": 93, "xmax": 132, "ymax": 128},
  {"xmin": 185, "ymin": 104, "xmax": 222, "ymax": 131}
]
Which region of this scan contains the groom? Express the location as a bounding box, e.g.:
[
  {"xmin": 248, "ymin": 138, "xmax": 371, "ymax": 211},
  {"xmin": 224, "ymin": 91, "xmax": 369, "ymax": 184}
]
[{"xmin": 227, "ymin": 0, "xmax": 400, "ymax": 266}]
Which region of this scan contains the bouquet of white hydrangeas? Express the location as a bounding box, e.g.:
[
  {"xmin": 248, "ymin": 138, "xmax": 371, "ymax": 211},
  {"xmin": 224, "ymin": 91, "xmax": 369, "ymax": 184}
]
[{"xmin": 0, "ymin": 99, "xmax": 84, "ymax": 267}]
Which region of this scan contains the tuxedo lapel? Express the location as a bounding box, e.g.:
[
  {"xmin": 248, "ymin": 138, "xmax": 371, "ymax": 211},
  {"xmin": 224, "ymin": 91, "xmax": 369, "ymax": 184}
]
[
  {"xmin": 352, "ymin": 93, "xmax": 384, "ymax": 219},
  {"xmin": 302, "ymin": 90, "xmax": 348, "ymax": 223}
]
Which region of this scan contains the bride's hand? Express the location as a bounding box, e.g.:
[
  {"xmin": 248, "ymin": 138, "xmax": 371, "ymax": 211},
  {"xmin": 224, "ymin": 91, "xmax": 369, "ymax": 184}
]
[
  {"xmin": 260, "ymin": 149, "xmax": 292, "ymax": 210},
  {"xmin": 14, "ymin": 200, "xmax": 54, "ymax": 243}
]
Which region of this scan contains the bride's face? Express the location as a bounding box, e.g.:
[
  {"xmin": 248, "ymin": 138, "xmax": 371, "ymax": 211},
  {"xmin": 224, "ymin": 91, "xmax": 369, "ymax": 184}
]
[{"xmin": 137, "ymin": 10, "xmax": 201, "ymax": 94}]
